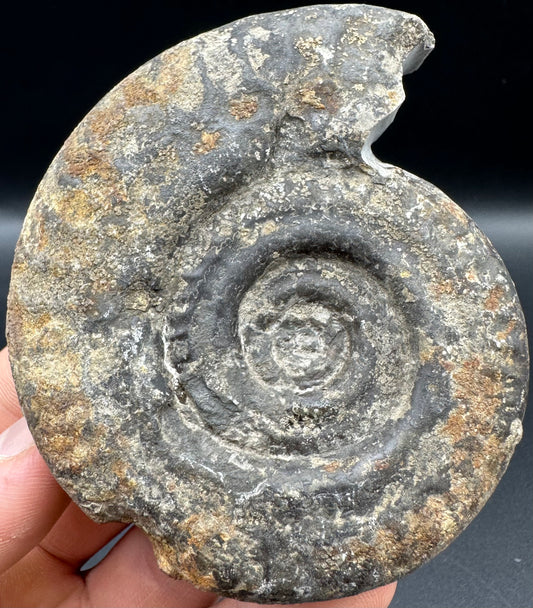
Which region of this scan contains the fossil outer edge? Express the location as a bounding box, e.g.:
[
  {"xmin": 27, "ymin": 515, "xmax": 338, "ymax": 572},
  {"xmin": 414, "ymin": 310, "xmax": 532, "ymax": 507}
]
[{"xmin": 6, "ymin": 4, "xmax": 529, "ymax": 604}]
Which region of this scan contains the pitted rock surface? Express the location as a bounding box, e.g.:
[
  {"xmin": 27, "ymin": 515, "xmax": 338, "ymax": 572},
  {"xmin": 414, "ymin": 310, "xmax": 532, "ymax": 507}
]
[{"xmin": 6, "ymin": 4, "xmax": 529, "ymax": 603}]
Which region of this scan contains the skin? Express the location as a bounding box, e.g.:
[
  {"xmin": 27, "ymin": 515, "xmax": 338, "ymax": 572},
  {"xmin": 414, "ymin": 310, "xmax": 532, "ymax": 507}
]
[{"xmin": 0, "ymin": 346, "xmax": 396, "ymax": 608}]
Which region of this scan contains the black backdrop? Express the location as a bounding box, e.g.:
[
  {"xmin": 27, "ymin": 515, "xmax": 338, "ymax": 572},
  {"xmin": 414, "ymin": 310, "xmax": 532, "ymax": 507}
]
[
  {"xmin": 1, "ymin": 0, "xmax": 531, "ymax": 203},
  {"xmin": 1, "ymin": 2, "xmax": 531, "ymax": 607}
]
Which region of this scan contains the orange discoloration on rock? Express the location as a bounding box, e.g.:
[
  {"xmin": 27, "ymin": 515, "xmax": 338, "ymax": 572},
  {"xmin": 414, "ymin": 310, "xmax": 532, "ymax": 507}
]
[
  {"xmin": 122, "ymin": 77, "xmax": 160, "ymax": 107},
  {"xmin": 446, "ymin": 434, "xmax": 510, "ymax": 518},
  {"xmin": 103, "ymin": 46, "xmax": 198, "ymax": 112},
  {"xmin": 382, "ymin": 498, "xmax": 453, "ymax": 562},
  {"xmin": 154, "ymin": 537, "xmax": 218, "ymax": 591},
  {"xmin": 438, "ymin": 355, "xmax": 513, "ymax": 530},
  {"xmin": 52, "ymin": 131, "xmax": 128, "ymax": 226},
  {"xmin": 485, "ymin": 285, "xmax": 505, "ymax": 312},
  {"xmin": 323, "ymin": 460, "xmax": 341, "ymax": 472},
  {"xmin": 373, "ymin": 459, "xmax": 390, "ymax": 471},
  {"xmin": 453, "ymin": 357, "xmax": 500, "ymax": 408},
  {"xmin": 229, "ymin": 97, "xmax": 259, "ymax": 120},
  {"xmin": 111, "ymin": 459, "xmax": 138, "ymax": 492},
  {"xmin": 31, "ymin": 318, "xmax": 69, "ymax": 352},
  {"xmin": 299, "ymin": 87, "xmax": 326, "ymax": 109},
  {"xmin": 179, "ymin": 511, "xmax": 235, "ymax": 549},
  {"xmin": 31, "ymin": 393, "xmax": 105, "ymax": 476},
  {"xmin": 431, "ymin": 279, "xmax": 455, "ymax": 297},
  {"xmin": 465, "ymin": 270, "xmax": 479, "ymax": 283},
  {"xmin": 193, "ymin": 131, "xmax": 221, "ymax": 154},
  {"xmin": 341, "ymin": 494, "xmax": 457, "ymax": 580},
  {"xmin": 50, "ymin": 188, "xmax": 96, "ymax": 224},
  {"xmin": 45, "ymin": 428, "xmax": 105, "ymax": 478},
  {"xmin": 443, "ymin": 408, "xmax": 467, "ymax": 445},
  {"xmin": 419, "ymin": 346, "xmax": 437, "ymax": 363},
  {"xmin": 450, "ymin": 445, "xmax": 472, "ymax": 468},
  {"xmin": 470, "ymin": 435, "xmax": 502, "ymax": 472},
  {"xmin": 157, "ymin": 46, "xmax": 195, "ymax": 97},
  {"xmin": 178, "ymin": 554, "xmax": 219, "ymax": 590},
  {"xmin": 497, "ymin": 319, "xmax": 517, "ymax": 342},
  {"xmin": 62, "ymin": 138, "xmax": 118, "ymax": 183},
  {"xmin": 88, "ymin": 104, "xmax": 126, "ymax": 142},
  {"xmin": 438, "ymin": 357, "xmax": 455, "ymax": 372},
  {"xmin": 7, "ymin": 305, "xmax": 83, "ymax": 394},
  {"xmin": 32, "ymin": 312, "xmax": 52, "ymax": 331},
  {"xmin": 444, "ymin": 357, "xmax": 503, "ymax": 442},
  {"xmin": 441, "ymin": 198, "xmax": 469, "ymax": 225}
]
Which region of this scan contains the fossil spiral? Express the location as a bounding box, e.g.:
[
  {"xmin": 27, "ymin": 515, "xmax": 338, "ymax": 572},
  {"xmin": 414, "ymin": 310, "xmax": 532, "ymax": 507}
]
[{"xmin": 7, "ymin": 4, "xmax": 529, "ymax": 603}]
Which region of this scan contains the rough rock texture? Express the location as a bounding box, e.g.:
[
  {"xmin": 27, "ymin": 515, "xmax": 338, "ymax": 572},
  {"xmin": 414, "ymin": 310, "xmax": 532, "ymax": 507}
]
[{"xmin": 6, "ymin": 4, "xmax": 529, "ymax": 604}]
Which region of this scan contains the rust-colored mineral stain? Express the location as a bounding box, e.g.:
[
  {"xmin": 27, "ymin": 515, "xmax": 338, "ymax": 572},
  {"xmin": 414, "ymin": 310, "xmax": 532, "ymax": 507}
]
[
  {"xmin": 299, "ymin": 87, "xmax": 326, "ymax": 109},
  {"xmin": 440, "ymin": 198, "xmax": 469, "ymax": 225},
  {"xmin": 88, "ymin": 104, "xmax": 127, "ymax": 141},
  {"xmin": 178, "ymin": 554, "xmax": 218, "ymax": 590},
  {"xmin": 122, "ymin": 77, "xmax": 160, "ymax": 107},
  {"xmin": 439, "ymin": 355, "xmax": 514, "ymax": 522},
  {"xmin": 485, "ymin": 285, "xmax": 505, "ymax": 312},
  {"xmin": 374, "ymin": 459, "xmax": 390, "ymax": 471},
  {"xmin": 31, "ymin": 393, "xmax": 101, "ymax": 474},
  {"xmin": 62, "ymin": 139, "xmax": 118, "ymax": 183},
  {"xmin": 229, "ymin": 97, "xmax": 258, "ymax": 120},
  {"xmin": 179, "ymin": 511, "xmax": 235, "ymax": 549},
  {"xmin": 444, "ymin": 357, "xmax": 503, "ymax": 443},
  {"xmin": 497, "ymin": 319, "xmax": 517, "ymax": 341},
  {"xmin": 341, "ymin": 494, "xmax": 459, "ymax": 583},
  {"xmin": 155, "ymin": 537, "xmax": 218, "ymax": 591},
  {"xmin": 323, "ymin": 460, "xmax": 341, "ymax": 472},
  {"xmin": 121, "ymin": 46, "xmax": 196, "ymax": 109},
  {"xmin": 50, "ymin": 188, "xmax": 96, "ymax": 224},
  {"xmin": 111, "ymin": 458, "xmax": 138, "ymax": 493},
  {"xmin": 431, "ymin": 279, "xmax": 455, "ymax": 297},
  {"xmin": 193, "ymin": 131, "xmax": 221, "ymax": 154},
  {"xmin": 157, "ymin": 46, "xmax": 195, "ymax": 97}
]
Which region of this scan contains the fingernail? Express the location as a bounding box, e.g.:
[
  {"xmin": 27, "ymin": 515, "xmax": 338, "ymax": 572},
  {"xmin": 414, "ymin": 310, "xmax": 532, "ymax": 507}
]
[{"xmin": 0, "ymin": 417, "xmax": 35, "ymax": 459}]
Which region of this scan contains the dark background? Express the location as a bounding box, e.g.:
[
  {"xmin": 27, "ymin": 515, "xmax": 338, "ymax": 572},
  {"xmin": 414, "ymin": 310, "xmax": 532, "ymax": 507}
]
[{"xmin": 1, "ymin": 1, "xmax": 531, "ymax": 606}]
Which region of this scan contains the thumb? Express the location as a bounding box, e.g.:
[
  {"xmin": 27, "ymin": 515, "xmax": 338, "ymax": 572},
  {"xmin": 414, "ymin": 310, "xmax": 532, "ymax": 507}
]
[{"xmin": 0, "ymin": 416, "xmax": 69, "ymax": 572}]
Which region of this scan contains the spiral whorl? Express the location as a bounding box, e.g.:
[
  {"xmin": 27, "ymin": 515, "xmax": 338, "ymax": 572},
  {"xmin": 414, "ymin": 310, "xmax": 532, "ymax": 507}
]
[{"xmin": 163, "ymin": 173, "xmax": 424, "ymax": 463}]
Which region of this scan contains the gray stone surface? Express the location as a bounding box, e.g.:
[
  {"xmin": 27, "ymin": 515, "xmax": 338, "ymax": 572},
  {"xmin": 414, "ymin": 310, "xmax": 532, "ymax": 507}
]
[{"xmin": 6, "ymin": 4, "xmax": 529, "ymax": 604}]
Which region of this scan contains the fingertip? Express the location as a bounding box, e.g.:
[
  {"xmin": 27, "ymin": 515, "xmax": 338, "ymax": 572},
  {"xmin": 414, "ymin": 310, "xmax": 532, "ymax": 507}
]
[
  {"xmin": 0, "ymin": 347, "xmax": 21, "ymax": 432},
  {"xmin": 86, "ymin": 527, "xmax": 218, "ymax": 608},
  {"xmin": 215, "ymin": 581, "xmax": 398, "ymax": 608},
  {"xmin": 0, "ymin": 439, "xmax": 69, "ymax": 572},
  {"xmin": 362, "ymin": 581, "xmax": 398, "ymax": 608},
  {"xmin": 0, "ymin": 415, "xmax": 35, "ymax": 459},
  {"xmin": 318, "ymin": 582, "xmax": 397, "ymax": 608}
]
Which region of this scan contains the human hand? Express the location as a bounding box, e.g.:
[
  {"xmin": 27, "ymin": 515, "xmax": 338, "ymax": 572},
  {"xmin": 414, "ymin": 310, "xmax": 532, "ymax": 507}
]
[{"xmin": 0, "ymin": 346, "xmax": 396, "ymax": 607}]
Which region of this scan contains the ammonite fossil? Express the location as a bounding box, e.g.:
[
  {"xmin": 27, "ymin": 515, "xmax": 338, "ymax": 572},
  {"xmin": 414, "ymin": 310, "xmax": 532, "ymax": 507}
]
[{"xmin": 6, "ymin": 4, "xmax": 529, "ymax": 604}]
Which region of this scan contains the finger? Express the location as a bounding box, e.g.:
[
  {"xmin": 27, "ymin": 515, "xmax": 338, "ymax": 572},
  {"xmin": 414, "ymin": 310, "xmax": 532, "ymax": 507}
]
[
  {"xmin": 86, "ymin": 526, "xmax": 218, "ymax": 608},
  {"xmin": 215, "ymin": 581, "xmax": 397, "ymax": 608},
  {"xmin": 0, "ymin": 416, "xmax": 70, "ymax": 573},
  {"xmin": 0, "ymin": 347, "xmax": 21, "ymax": 432},
  {"xmin": 0, "ymin": 541, "xmax": 82, "ymax": 608},
  {"xmin": 0, "ymin": 506, "xmax": 127, "ymax": 607},
  {"xmin": 39, "ymin": 501, "xmax": 126, "ymax": 569}
]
